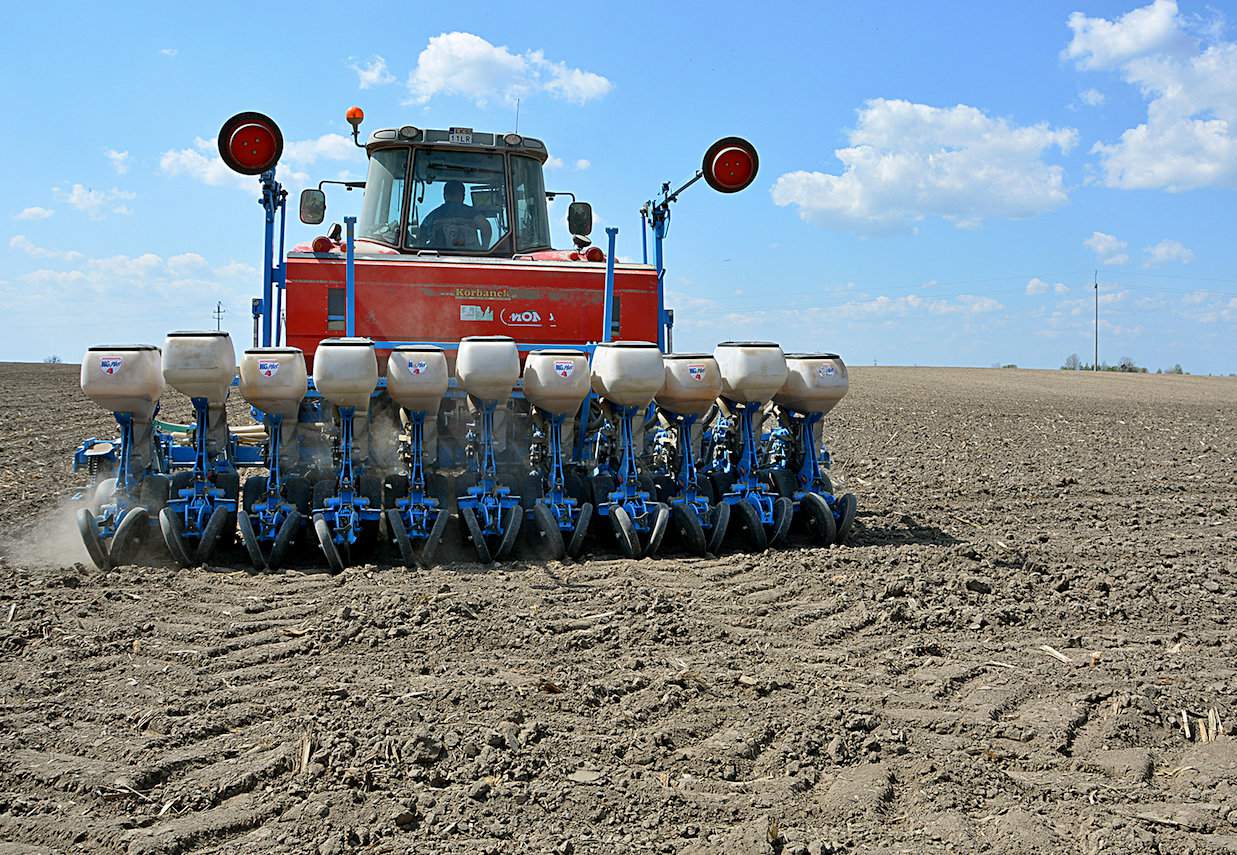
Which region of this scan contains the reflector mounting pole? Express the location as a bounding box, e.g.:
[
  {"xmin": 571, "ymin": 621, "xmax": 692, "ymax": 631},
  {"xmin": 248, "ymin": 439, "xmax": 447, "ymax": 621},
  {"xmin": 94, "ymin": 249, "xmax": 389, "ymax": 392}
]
[
  {"xmin": 345, "ymin": 216, "xmax": 357, "ymax": 337},
  {"xmin": 602, "ymin": 227, "xmax": 618, "ymax": 343},
  {"xmin": 258, "ymin": 169, "xmax": 286, "ymax": 347}
]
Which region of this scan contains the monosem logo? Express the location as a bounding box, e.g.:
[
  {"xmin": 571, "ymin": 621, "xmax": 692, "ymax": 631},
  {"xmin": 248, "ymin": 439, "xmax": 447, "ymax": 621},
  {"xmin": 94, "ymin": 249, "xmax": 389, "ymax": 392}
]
[
  {"xmin": 460, "ymin": 305, "xmax": 493, "ymax": 322},
  {"xmin": 501, "ymin": 308, "xmax": 555, "ymax": 328},
  {"xmin": 409, "ymin": 360, "xmax": 429, "ymax": 375},
  {"xmin": 688, "ymin": 364, "xmax": 707, "ymax": 382},
  {"xmin": 99, "ymin": 356, "xmax": 123, "ymax": 375},
  {"xmin": 257, "ymin": 360, "xmax": 280, "ymax": 377}
]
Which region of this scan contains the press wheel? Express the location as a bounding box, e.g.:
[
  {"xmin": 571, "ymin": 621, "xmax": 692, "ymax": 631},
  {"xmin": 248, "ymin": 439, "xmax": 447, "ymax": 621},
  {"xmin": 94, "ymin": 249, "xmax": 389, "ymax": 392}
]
[
  {"xmin": 732, "ymin": 499, "xmax": 767, "ymax": 553},
  {"xmin": 314, "ymin": 514, "xmax": 345, "ymax": 573},
  {"xmin": 269, "ymin": 511, "xmax": 300, "ymax": 569},
  {"xmin": 610, "ymin": 505, "xmax": 640, "ymax": 559},
  {"xmin": 532, "ymin": 502, "xmax": 566, "ymax": 561},
  {"xmin": 419, "ymin": 511, "xmax": 449, "ymax": 568},
  {"xmin": 496, "ymin": 505, "xmax": 523, "ymax": 560},
  {"xmin": 800, "ymin": 492, "xmax": 837, "ymax": 545},
  {"xmin": 460, "ymin": 506, "xmax": 492, "ymax": 564},
  {"xmin": 645, "ymin": 503, "xmax": 670, "ymax": 557},
  {"xmin": 386, "ymin": 509, "xmax": 416, "ymax": 568},
  {"xmin": 567, "ymin": 502, "xmax": 593, "ymax": 560},
  {"xmin": 835, "ymin": 493, "xmax": 858, "ymax": 545},
  {"xmin": 195, "ymin": 507, "xmax": 230, "ymax": 565},
  {"xmin": 237, "ymin": 512, "xmax": 267, "ymax": 571},
  {"xmin": 769, "ymin": 496, "xmax": 794, "ymax": 547},
  {"xmin": 706, "ymin": 502, "xmax": 730, "ymax": 555},
  {"xmin": 672, "ymin": 504, "xmax": 707, "ymax": 557},
  {"xmin": 159, "ymin": 507, "xmax": 192, "ymax": 567},
  {"xmin": 76, "ymin": 508, "xmax": 109, "ymax": 571}
]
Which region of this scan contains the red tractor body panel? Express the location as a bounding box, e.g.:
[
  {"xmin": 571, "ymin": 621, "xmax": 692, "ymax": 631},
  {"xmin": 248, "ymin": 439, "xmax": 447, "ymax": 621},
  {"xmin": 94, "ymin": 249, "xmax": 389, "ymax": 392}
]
[{"xmin": 285, "ymin": 254, "xmax": 659, "ymax": 369}]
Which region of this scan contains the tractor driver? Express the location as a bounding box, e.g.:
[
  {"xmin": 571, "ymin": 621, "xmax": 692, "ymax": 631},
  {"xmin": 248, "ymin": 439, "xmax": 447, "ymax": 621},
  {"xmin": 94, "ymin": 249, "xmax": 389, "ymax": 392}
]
[{"xmin": 416, "ymin": 180, "xmax": 493, "ymax": 249}]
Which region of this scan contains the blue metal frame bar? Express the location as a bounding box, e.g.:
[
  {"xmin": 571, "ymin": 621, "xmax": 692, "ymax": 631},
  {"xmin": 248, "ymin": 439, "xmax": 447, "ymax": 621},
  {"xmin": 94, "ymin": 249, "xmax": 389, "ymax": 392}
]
[
  {"xmin": 344, "ymin": 216, "xmax": 357, "ymax": 337},
  {"xmin": 602, "ymin": 227, "xmax": 617, "ymax": 342}
]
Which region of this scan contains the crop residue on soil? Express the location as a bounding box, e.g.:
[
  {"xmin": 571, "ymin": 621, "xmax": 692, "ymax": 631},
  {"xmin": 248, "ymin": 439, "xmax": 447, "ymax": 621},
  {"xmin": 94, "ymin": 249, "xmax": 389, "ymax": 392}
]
[{"xmin": 0, "ymin": 363, "xmax": 1235, "ymax": 854}]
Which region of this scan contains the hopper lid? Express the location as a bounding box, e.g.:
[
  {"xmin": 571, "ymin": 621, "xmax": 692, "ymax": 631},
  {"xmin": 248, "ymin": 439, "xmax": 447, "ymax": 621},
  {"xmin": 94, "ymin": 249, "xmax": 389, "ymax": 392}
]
[
  {"xmin": 393, "ymin": 344, "xmax": 445, "ymax": 353},
  {"xmin": 596, "ymin": 340, "xmax": 658, "ymax": 349},
  {"xmin": 167, "ymin": 330, "xmax": 231, "ymax": 338},
  {"xmin": 716, "ymin": 340, "xmax": 780, "ymax": 348},
  {"xmin": 87, "ymin": 344, "xmax": 159, "ymax": 351}
]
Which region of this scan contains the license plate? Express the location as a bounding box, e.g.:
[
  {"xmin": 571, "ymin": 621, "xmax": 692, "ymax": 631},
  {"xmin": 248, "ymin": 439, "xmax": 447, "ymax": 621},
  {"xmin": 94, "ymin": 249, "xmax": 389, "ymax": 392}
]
[{"xmin": 448, "ymin": 131, "xmax": 473, "ymax": 144}]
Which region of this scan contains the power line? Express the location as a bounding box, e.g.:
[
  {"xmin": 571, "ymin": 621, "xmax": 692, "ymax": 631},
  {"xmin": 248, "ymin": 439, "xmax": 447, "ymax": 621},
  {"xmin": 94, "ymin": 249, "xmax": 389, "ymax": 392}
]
[{"xmin": 212, "ymin": 301, "xmax": 226, "ymax": 331}]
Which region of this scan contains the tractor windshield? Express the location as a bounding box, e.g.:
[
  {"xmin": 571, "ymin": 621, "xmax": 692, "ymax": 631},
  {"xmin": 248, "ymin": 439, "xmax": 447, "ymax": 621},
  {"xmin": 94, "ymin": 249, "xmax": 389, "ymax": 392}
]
[
  {"xmin": 512, "ymin": 155, "xmax": 551, "ymax": 252},
  {"xmin": 409, "ymin": 150, "xmax": 509, "ymax": 253},
  {"xmin": 357, "ymin": 148, "xmax": 409, "ymax": 246}
]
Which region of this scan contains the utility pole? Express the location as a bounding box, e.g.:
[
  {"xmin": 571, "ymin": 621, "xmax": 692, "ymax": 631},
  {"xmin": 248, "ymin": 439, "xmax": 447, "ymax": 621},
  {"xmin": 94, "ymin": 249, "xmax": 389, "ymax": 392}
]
[
  {"xmin": 212, "ymin": 301, "xmax": 226, "ymax": 331},
  {"xmin": 1093, "ymin": 270, "xmax": 1099, "ymax": 371}
]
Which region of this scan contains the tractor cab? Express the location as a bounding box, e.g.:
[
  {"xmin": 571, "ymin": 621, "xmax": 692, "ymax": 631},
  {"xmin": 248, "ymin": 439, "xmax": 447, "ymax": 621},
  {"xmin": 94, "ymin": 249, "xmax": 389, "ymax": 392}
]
[{"xmin": 301, "ymin": 124, "xmax": 592, "ymax": 258}]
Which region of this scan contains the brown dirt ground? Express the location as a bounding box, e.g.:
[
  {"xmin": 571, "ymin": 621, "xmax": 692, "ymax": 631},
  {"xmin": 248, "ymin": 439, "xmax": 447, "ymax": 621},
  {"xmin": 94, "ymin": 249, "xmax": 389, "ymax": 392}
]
[{"xmin": 0, "ymin": 363, "xmax": 1235, "ymax": 854}]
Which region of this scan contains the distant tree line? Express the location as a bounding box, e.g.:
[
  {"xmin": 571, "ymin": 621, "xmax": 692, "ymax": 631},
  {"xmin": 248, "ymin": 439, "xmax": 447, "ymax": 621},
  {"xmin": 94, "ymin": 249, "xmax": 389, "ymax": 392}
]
[{"xmin": 1061, "ymin": 353, "xmax": 1184, "ymax": 374}]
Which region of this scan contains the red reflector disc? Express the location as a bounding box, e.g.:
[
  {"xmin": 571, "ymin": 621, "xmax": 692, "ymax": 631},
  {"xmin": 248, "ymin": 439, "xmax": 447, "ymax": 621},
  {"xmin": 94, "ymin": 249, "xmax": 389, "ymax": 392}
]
[
  {"xmin": 311, "ymin": 236, "xmax": 334, "ymax": 253},
  {"xmin": 701, "ymin": 136, "xmax": 759, "ymax": 194},
  {"xmin": 710, "ymin": 146, "xmax": 754, "ymax": 190},
  {"xmin": 217, "ymin": 111, "xmax": 284, "ymax": 176},
  {"xmin": 229, "ymin": 123, "xmax": 278, "ymax": 171}
]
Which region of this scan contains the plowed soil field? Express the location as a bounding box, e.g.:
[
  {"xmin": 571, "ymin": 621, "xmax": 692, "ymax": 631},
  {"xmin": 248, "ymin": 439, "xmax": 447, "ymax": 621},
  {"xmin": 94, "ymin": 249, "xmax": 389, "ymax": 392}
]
[{"xmin": 1, "ymin": 362, "xmax": 1235, "ymax": 854}]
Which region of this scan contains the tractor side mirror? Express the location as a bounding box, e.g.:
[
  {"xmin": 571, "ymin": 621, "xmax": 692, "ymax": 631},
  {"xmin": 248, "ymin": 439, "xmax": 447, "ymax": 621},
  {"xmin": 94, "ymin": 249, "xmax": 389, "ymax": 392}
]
[
  {"xmin": 567, "ymin": 201, "xmax": 593, "ymax": 237},
  {"xmin": 299, "ymin": 189, "xmax": 326, "ymax": 225}
]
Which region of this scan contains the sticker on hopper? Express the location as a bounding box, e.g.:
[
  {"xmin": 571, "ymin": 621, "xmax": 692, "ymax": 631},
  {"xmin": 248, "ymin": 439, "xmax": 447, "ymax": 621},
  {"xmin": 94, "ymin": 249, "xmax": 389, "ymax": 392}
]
[
  {"xmin": 816, "ymin": 365, "xmax": 835, "ymax": 385},
  {"xmin": 460, "ymin": 305, "xmax": 493, "ymax": 322},
  {"xmin": 687, "ymin": 364, "xmax": 707, "ymax": 382},
  {"xmin": 553, "ymin": 360, "xmax": 575, "ymax": 378},
  {"xmin": 410, "ymin": 360, "xmax": 429, "ymax": 376},
  {"xmin": 258, "ymin": 360, "xmax": 280, "ymax": 377},
  {"xmin": 99, "ymin": 356, "xmax": 123, "ymax": 375}
]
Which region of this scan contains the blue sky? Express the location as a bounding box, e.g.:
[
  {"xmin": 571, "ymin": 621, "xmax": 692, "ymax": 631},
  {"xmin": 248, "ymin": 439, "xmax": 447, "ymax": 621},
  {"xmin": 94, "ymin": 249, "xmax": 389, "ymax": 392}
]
[{"xmin": 2, "ymin": 0, "xmax": 1235, "ymax": 373}]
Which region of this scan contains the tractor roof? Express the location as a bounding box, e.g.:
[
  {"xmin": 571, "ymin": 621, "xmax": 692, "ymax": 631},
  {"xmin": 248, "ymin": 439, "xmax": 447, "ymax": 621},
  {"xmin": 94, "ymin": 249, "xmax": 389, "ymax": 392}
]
[{"xmin": 366, "ymin": 126, "xmax": 549, "ymax": 164}]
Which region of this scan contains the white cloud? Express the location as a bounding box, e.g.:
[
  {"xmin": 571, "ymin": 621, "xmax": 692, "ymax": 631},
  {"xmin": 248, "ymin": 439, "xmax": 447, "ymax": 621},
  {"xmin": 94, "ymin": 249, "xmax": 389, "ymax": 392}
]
[
  {"xmin": 1144, "ymin": 238, "xmax": 1194, "ymax": 265},
  {"xmin": 545, "ymin": 156, "xmax": 565, "ymax": 169},
  {"xmin": 1066, "ymin": 1, "xmax": 1237, "ymax": 190},
  {"xmin": 1063, "ymin": 0, "xmax": 1189, "ymax": 69},
  {"xmin": 1079, "ymin": 88, "xmax": 1106, "ymax": 106},
  {"xmin": 16, "ymin": 246, "xmax": 257, "ymax": 300},
  {"xmin": 282, "ymin": 134, "xmax": 355, "ymax": 166},
  {"xmin": 160, "ymin": 48, "xmax": 177, "ymax": 57},
  {"xmin": 14, "ymin": 207, "xmax": 53, "ymax": 221},
  {"xmin": 1027, "ymin": 277, "xmax": 1072, "ymax": 296},
  {"xmin": 1084, "ymin": 231, "xmax": 1129, "ymax": 265},
  {"xmin": 105, "ymin": 149, "xmax": 130, "ymax": 174},
  {"xmin": 574, "ymin": 159, "xmax": 591, "ymax": 171},
  {"xmin": 405, "ymin": 32, "xmax": 612, "ymax": 107},
  {"xmin": 349, "ymin": 55, "xmax": 395, "ymax": 89},
  {"xmin": 771, "ymin": 98, "xmax": 1076, "ymax": 232},
  {"xmin": 161, "ymin": 133, "xmax": 354, "ymax": 191},
  {"xmin": 53, "ymin": 183, "xmax": 136, "ymax": 219},
  {"xmin": 167, "ymin": 252, "xmax": 208, "ymax": 276},
  {"xmin": 160, "ymin": 138, "xmax": 249, "ymax": 189},
  {"xmin": 215, "ymin": 261, "xmax": 257, "ymax": 281},
  {"xmin": 9, "ymin": 234, "xmax": 83, "ymax": 262}
]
